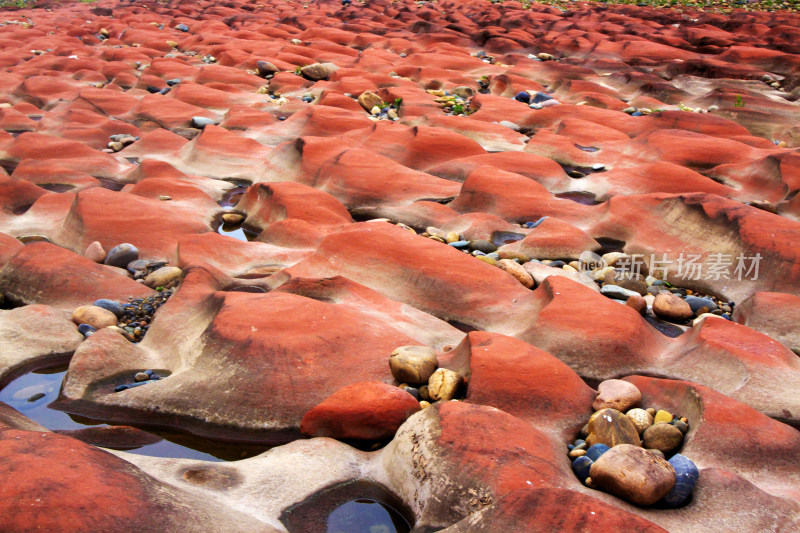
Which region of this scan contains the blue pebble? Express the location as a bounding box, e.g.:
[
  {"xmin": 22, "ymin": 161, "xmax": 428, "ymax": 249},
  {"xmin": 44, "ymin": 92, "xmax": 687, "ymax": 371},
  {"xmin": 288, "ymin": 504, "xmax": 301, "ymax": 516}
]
[
  {"xmin": 662, "ymin": 454, "xmax": 699, "ymax": 507},
  {"xmin": 531, "ymin": 91, "xmax": 553, "ymax": 104},
  {"xmin": 93, "ymin": 299, "xmax": 125, "ymax": 317},
  {"xmin": 586, "ymin": 443, "xmax": 610, "ymax": 461},
  {"xmin": 114, "ymin": 384, "xmax": 128, "ymax": 392},
  {"xmin": 144, "ymin": 369, "xmax": 155, "ymax": 377},
  {"xmin": 568, "ymin": 444, "xmax": 575, "ymax": 451},
  {"xmin": 104, "ymin": 243, "xmax": 139, "ymax": 268},
  {"xmin": 175, "ymin": 23, "xmax": 189, "ymax": 32},
  {"xmin": 159, "ymin": 87, "xmax": 171, "ymax": 95},
  {"xmin": 278, "ymin": 116, "xmax": 287, "ymax": 121},
  {"xmin": 471, "ymin": 250, "xmax": 486, "ymax": 256},
  {"xmin": 631, "ymin": 111, "xmax": 643, "ymax": 116},
  {"xmin": 486, "ymin": 252, "xmax": 500, "ymax": 260},
  {"xmin": 84, "ymin": 331, "xmax": 94, "ymax": 338},
  {"xmin": 78, "ymin": 324, "xmax": 96, "ymax": 336},
  {"xmin": 403, "ymin": 387, "xmax": 420, "ymax": 400},
  {"xmin": 448, "ymin": 240, "xmax": 470, "ymax": 249},
  {"xmin": 514, "ymin": 91, "xmax": 530, "ymax": 104},
  {"xmin": 166, "ymin": 78, "xmax": 181, "ymax": 86},
  {"xmin": 571, "ymin": 456, "xmax": 593, "ymax": 481},
  {"xmin": 525, "ymin": 216, "xmax": 548, "ymax": 229},
  {"xmin": 574, "ymin": 439, "xmax": 585, "ymax": 446},
  {"xmin": 192, "ymin": 116, "xmax": 217, "ymax": 128}
]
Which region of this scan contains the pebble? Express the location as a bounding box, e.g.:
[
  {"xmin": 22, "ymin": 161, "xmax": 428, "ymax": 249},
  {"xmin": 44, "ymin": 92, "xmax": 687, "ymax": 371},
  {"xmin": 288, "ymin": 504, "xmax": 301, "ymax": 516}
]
[
  {"xmin": 476, "ymin": 256, "xmax": 496, "ymax": 266},
  {"xmin": 585, "ymin": 443, "xmax": 610, "ymax": 461},
  {"xmin": 513, "ymin": 91, "xmax": 530, "ymax": 103},
  {"xmin": 448, "ymin": 240, "xmax": 470, "ymax": 249},
  {"xmin": 626, "ymin": 408, "xmax": 654, "ymax": 435},
  {"xmin": 389, "ymin": 346, "xmax": 438, "ymax": 384},
  {"xmin": 589, "ymin": 444, "xmax": 676, "ymax": 506},
  {"xmin": 626, "ymin": 294, "xmax": 647, "ymax": 315},
  {"xmin": 419, "ymin": 401, "xmax": 431, "ymax": 409},
  {"xmin": 569, "ymin": 448, "xmax": 586, "ymax": 459},
  {"xmin": 403, "ymin": 386, "xmax": 421, "ymax": 401},
  {"xmin": 358, "ymin": 90, "xmax": 383, "ymax": 111},
  {"xmin": 662, "ymin": 454, "xmax": 699, "ymax": 508},
  {"xmin": 104, "ymin": 243, "xmax": 139, "ymax": 268},
  {"xmin": 78, "ymin": 323, "xmax": 96, "ymax": 336},
  {"xmin": 143, "ymin": 266, "xmax": 183, "ymax": 289},
  {"xmin": 27, "ymin": 392, "xmax": 45, "ymax": 402},
  {"xmin": 593, "ymin": 379, "xmax": 641, "ymax": 413},
  {"xmin": 497, "ymin": 259, "xmax": 534, "ymax": 288},
  {"xmin": 571, "ymin": 456, "xmax": 593, "ymax": 482},
  {"xmin": 192, "ymin": 116, "xmax": 217, "ymax": 128},
  {"xmin": 643, "ymin": 423, "xmax": 684, "ymax": 454},
  {"xmin": 469, "ymin": 240, "xmax": 496, "ymax": 253},
  {"xmin": 427, "ymin": 368, "xmax": 463, "ymax": 401},
  {"xmin": 221, "ymin": 213, "xmax": 245, "ymax": 225},
  {"xmin": 673, "ymin": 420, "xmax": 689, "ymax": 434},
  {"xmin": 684, "ymin": 295, "xmax": 718, "ymax": 314},
  {"xmin": 134, "ymin": 372, "xmax": 150, "ymax": 382},
  {"xmin": 453, "ymin": 86, "xmax": 474, "ymax": 99},
  {"xmin": 600, "ymin": 284, "xmax": 639, "ymax": 301},
  {"xmin": 646, "ymin": 407, "xmax": 656, "ymax": 416},
  {"xmin": 418, "ymin": 385, "xmax": 430, "ymax": 401},
  {"xmin": 72, "ymin": 305, "xmax": 118, "ymax": 330},
  {"xmin": 524, "ymin": 217, "xmax": 548, "ymax": 229},
  {"xmin": 647, "ymin": 449, "xmax": 666, "ymax": 459},
  {"xmin": 175, "ymin": 23, "xmax": 189, "ymax": 32},
  {"xmin": 654, "ymin": 410, "xmax": 673, "ymax": 424},
  {"xmin": 653, "ymin": 293, "xmax": 693, "ymax": 322},
  {"xmin": 257, "ymin": 61, "xmax": 278, "ymax": 77},
  {"xmin": 586, "ymin": 408, "xmax": 641, "ymax": 448},
  {"xmin": 84, "ymin": 241, "xmax": 106, "ymax": 263},
  {"xmin": 93, "ymin": 299, "xmax": 125, "ymax": 317}
]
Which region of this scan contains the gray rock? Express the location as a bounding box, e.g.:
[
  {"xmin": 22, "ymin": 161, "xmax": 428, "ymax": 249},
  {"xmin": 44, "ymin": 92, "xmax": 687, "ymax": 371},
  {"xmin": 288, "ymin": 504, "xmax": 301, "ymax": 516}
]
[
  {"xmin": 600, "ymin": 284, "xmax": 639, "ymax": 300},
  {"xmin": 104, "ymin": 243, "xmax": 139, "ymax": 268}
]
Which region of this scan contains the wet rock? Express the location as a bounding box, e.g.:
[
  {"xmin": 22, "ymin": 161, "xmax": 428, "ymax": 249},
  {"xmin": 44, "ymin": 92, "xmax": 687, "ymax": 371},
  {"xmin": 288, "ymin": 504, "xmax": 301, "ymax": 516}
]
[
  {"xmin": 586, "ymin": 408, "xmax": 641, "ymax": 448},
  {"xmin": 256, "ymin": 61, "xmax": 279, "ymax": 77},
  {"xmin": 653, "ymin": 293, "xmax": 693, "ymax": 321},
  {"xmin": 428, "ymin": 368, "xmax": 463, "ymax": 401},
  {"xmin": 654, "ymin": 410, "xmax": 673, "ymax": 424},
  {"xmin": 642, "ymin": 423, "xmax": 684, "ymax": 455},
  {"xmin": 300, "ymin": 381, "xmax": 420, "ymax": 441},
  {"xmin": 572, "ymin": 456, "xmax": 593, "ymax": 481},
  {"xmin": 593, "ymin": 380, "xmax": 642, "ymax": 412},
  {"xmin": 626, "ymin": 294, "xmax": 647, "ymax": 315},
  {"xmin": 143, "ymin": 266, "xmax": 183, "ymax": 289},
  {"xmin": 590, "ymin": 444, "xmax": 676, "ymax": 506},
  {"xmin": 221, "ymin": 213, "xmax": 245, "ymax": 225},
  {"xmin": 389, "ymin": 346, "xmax": 438, "ymax": 385},
  {"xmin": 685, "ymin": 296, "xmax": 718, "ymax": 314},
  {"xmin": 71, "ymin": 305, "xmax": 118, "ymax": 330},
  {"xmin": 104, "ymin": 243, "xmax": 139, "ymax": 269},
  {"xmin": 134, "ymin": 372, "xmax": 150, "ymax": 382},
  {"xmin": 585, "ymin": 443, "xmax": 610, "ymax": 461},
  {"xmin": 300, "ymin": 63, "xmax": 337, "ymax": 81}
]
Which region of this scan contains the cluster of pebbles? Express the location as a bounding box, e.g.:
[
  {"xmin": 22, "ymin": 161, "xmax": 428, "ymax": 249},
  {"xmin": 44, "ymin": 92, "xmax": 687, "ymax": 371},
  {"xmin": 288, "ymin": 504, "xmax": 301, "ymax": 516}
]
[
  {"xmin": 388, "ymin": 346, "xmax": 465, "ymax": 409},
  {"xmin": 71, "ymin": 242, "xmax": 181, "ymax": 343},
  {"xmin": 513, "ymin": 89, "xmax": 561, "ymax": 109},
  {"xmin": 570, "ymin": 379, "xmax": 699, "ymax": 508},
  {"xmin": 354, "ymin": 90, "xmax": 401, "ymax": 121},
  {"xmin": 426, "ymin": 88, "xmax": 475, "ymax": 117}
]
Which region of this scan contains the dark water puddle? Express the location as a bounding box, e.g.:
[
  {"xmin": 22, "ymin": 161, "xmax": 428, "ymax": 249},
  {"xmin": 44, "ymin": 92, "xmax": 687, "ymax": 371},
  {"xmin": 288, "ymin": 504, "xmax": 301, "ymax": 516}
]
[
  {"xmin": 447, "ymin": 320, "xmax": 478, "ymax": 333},
  {"xmin": 17, "ymin": 235, "xmax": 52, "ymax": 244},
  {"xmin": 281, "ymin": 479, "xmax": 412, "ymax": 533},
  {"xmin": 491, "ymin": 230, "xmax": 525, "ymax": 247},
  {"xmin": 95, "ymin": 177, "xmax": 126, "ymax": 191},
  {"xmin": 555, "ymin": 191, "xmax": 601, "ymax": 205},
  {"xmin": 0, "ymin": 159, "xmax": 18, "ymax": 175},
  {"xmin": 559, "ymin": 163, "xmax": 606, "ymax": 179},
  {"xmin": 644, "ymin": 316, "xmax": 687, "ymax": 338},
  {"xmin": 124, "ymin": 157, "xmax": 140, "ymax": 165},
  {"xmin": 594, "ymin": 237, "xmax": 626, "ymax": 255},
  {"xmin": 0, "ymin": 367, "xmax": 269, "ymax": 462}
]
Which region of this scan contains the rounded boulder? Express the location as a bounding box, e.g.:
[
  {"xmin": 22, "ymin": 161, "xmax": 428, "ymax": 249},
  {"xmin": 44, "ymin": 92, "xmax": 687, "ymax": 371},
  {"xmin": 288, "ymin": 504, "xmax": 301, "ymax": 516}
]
[{"xmin": 589, "ymin": 444, "xmax": 676, "ymax": 506}]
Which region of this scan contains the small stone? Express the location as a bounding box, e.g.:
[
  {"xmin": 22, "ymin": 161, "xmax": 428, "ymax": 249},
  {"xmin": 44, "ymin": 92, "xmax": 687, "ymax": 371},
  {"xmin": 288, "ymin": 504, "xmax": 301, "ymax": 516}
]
[
  {"xmin": 654, "ymin": 410, "xmax": 673, "ymax": 424},
  {"xmin": 586, "ymin": 408, "xmax": 641, "ymax": 448},
  {"xmin": 389, "ymin": 346, "xmax": 438, "ymax": 385},
  {"xmin": 626, "ymin": 294, "xmax": 647, "ymax": 315},
  {"xmin": 387, "ymin": 108, "xmax": 398, "ymax": 120},
  {"xmin": 300, "ymin": 62, "xmax": 337, "ymax": 81},
  {"xmin": 497, "ymin": 259, "xmax": 534, "ymax": 288},
  {"xmin": 27, "ymin": 392, "xmax": 46, "ymax": 402},
  {"xmin": 643, "ymin": 423, "xmax": 683, "ymax": 454},
  {"xmin": 104, "ymin": 243, "xmax": 138, "ymax": 268},
  {"xmin": 427, "ymin": 368, "xmax": 463, "ymax": 401},
  {"xmin": 626, "ymin": 408, "xmax": 654, "ymax": 435},
  {"xmin": 221, "ymin": 213, "xmax": 245, "ymax": 225},
  {"xmin": 589, "ymin": 444, "xmax": 676, "ymax": 506},
  {"xmin": 72, "ymin": 305, "xmax": 118, "ymax": 330},
  {"xmin": 83, "ymin": 241, "xmax": 106, "ymax": 263},
  {"xmin": 647, "ymin": 449, "xmax": 666, "ymax": 459},
  {"xmin": 419, "ymin": 401, "xmax": 430, "ymax": 409},
  {"xmin": 673, "ymin": 420, "xmax": 689, "ymax": 434},
  {"xmin": 448, "ymin": 240, "xmax": 469, "ymax": 249},
  {"xmin": 453, "ymin": 86, "xmax": 474, "ymax": 99},
  {"xmin": 370, "ymin": 105, "xmax": 381, "ymax": 115},
  {"xmin": 593, "ymin": 379, "xmax": 642, "ymax": 412},
  {"xmin": 662, "ymin": 454, "xmax": 699, "ymax": 508},
  {"xmin": 469, "ymin": 240, "xmax": 496, "ymax": 253},
  {"xmin": 78, "ymin": 323, "xmax": 96, "ymax": 336},
  {"xmin": 192, "ymin": 116, "xmax": 217, "ymax": 128},
  {"xmin": 175, "ymin": 23, "xmax": 189, "ymax": 32},
  {"xmin": 445, "ymin": 232, "xmax": 461, "ymax": 243},
  {"xmin": 358, "ymin": 90, "xmax": 383, "ymax": 112},
  {"xmin": 134, "ymin": 372, "xmax": 150, "ymax": 382},
  {"xmin": 403, "ymin": 386, "xmax": 420, "ymax": 401},
  {"xmin": 143, "ymin": 267, "xmax": 183, "ymax": 289},
  {"xmin": 513, "ymin": 91, "xmax": 530, "ymax": 103},
  {"xmin": 585, "ymin": 443, "xmax": 610, "ymax": 461},
  {"xmin": 569, "ymin": 448, "xmax": 586, "ymax": 459},
  {"xmin": 653, "ymin": 293, "xmax": 693, "ymax": 322},
  {"xmin": 684, "ymin": 295, "xmax": 718, "ymax": 315},
  {"xmin": 692, "ymin": 312, "xmax": 719, "ymax": 326},
  {"xmin": 418, "ymin": 385, "xmax": 431, "ymax": 401},
  {"xmin": 600, "ymin": 285, "xmax": 639, "ymax": 301},
  {"xmin": 257, "ymin": 60, "xmax": 279, "ymax": 77},
  {"xmin": 646, "ymin": 407, "xmax": 656, "ymax": 416},
  {"xmin": 537, "ymin": 52, "xmax": 554, "ymax": 60},
  {"xmin": 476, "ymin": 256, "xmax": 496, "ymax": 266},
  {"xmin": 571, "ymin": 456, "xmax": 593, "ymax": 482},
  {"xmin": 93, "ymin": 299, "xmax": 125, "ymax": 317}
]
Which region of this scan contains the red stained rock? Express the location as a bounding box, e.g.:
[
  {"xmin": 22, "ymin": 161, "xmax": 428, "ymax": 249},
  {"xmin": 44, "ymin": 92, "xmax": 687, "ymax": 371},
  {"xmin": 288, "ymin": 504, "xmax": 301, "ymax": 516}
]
[
  {"xmin": 0, "ymin": 242, "xmax": 153, "ymax": 310},
  {"xmin": 300, "ymin": 381, "xmax": 420, "ymax": 440}
]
